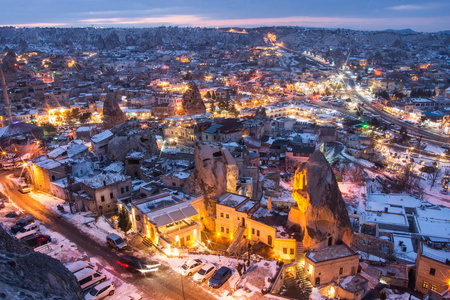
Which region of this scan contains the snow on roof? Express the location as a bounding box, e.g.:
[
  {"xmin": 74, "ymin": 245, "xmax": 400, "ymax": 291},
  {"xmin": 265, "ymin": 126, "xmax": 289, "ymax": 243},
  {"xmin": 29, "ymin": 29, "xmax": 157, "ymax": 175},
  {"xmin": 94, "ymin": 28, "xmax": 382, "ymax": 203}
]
[
  {"xmin": 306, "ymin": 244, "xmax": 357, "ymax": 263},
  {"xmin": 34, "ymin": 157, "xmax": 62, "ymax": 170},
  {"xmin": 67, "ymin": 144, "xmax": 88, "ymax": 157},
  {"xmin": 236, "ymin": 200, "xmax": 257, "ymax": 213},
  {"xmin": 103, "ymin": 162, "xmax": 124, "ymax": 173},
  {"xmin": 421, "ymin": 244, "xmax": 450, "ymax": 263},
  {"xmin": 76, "ymin": 126, "xmax": 94, "ymax": 132},
  {"xmin": 133, "ymin": 193, "xmax": 200, "ymax": 227},
  {"xmin": 415, "ymin": 206, "xmax": 450, "ymax": 238},
  {"xmin": 83, "ymin": 173, "xmax": 130, "ymax": 189},
  {"xmin": 126, "ymin": 151, "xmax": 144, "ymax": 159},
  {"xmin": 47, "ymin": 146, "xmax": 68, "ymax": 159},
  {"xmin": 171, "ymin": 171, "xmax": 190, "ymax": 179},
  {"xmin": 216, "ymin": 193, "xmax": 248, "ymax": 208},
  {"xmin": 367, "ymin": 193, "xmax": 422, "ymax": 209},
  {"xmin": 91, "ymin": 130, "xmax": 114, "ymax": 144}
]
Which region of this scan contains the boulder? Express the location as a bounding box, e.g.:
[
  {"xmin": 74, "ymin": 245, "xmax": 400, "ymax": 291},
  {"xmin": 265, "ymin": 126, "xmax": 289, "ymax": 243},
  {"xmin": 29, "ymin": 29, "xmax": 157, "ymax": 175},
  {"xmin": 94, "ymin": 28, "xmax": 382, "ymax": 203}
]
[
  {"xmin": 0, "ymin": 226, "xmax": 84, "ymax": 299},
  {"xmin": 290, "ymin": 150, "xmax": 353, "ymax": 249},
  {"xmin": 181, "ymin": 82, "xmax": 206, "ymax": 115}
]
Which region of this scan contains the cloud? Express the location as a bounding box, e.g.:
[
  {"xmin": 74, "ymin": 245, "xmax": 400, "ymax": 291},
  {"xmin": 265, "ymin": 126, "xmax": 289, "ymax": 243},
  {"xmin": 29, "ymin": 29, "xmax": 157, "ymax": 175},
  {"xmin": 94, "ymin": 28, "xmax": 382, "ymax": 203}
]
[
  {"xmin": 388, "ymin": 4, "xmax": 432, "ymax": 10},
  {"xmin": 80, "ymin": 15, "xmax": 203, "ymax": 25}
]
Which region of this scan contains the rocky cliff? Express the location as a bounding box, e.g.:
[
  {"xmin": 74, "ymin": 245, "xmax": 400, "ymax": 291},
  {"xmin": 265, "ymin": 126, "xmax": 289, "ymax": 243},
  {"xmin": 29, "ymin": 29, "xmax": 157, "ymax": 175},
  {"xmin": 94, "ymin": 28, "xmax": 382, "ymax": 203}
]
[
  {"xmin": 0, "ymin": 226, "xmax": 84, "ymax": 299},
  {"xmin": 103, "ymin": 93, "xmax": 126, "ymax": 129},
  {"xmin": 181, "ymin": 82, "xmax": 206, "ymax": 116},
  {"xmin": 290, "ymin": 150, "xmax": 353, "ymax": 249},
  {"xmin": 183, "ymin": 142, "xmax": 239, "ymax": 231}
]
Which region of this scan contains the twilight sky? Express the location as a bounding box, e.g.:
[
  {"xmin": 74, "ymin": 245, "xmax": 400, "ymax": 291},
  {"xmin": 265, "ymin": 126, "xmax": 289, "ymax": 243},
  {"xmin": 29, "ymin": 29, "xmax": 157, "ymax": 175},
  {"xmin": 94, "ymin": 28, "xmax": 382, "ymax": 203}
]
[{"xmin": 0, "ymin": 0, "xmax": 449, "ymax": 32}]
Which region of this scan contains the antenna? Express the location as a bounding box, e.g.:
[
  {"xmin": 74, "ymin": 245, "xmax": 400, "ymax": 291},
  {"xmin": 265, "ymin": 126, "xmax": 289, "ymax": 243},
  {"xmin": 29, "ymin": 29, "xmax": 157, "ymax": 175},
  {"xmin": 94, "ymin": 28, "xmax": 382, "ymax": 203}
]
[{"xmin": 0, "ymin": 68, "xmax": 12, "ymax": 124}]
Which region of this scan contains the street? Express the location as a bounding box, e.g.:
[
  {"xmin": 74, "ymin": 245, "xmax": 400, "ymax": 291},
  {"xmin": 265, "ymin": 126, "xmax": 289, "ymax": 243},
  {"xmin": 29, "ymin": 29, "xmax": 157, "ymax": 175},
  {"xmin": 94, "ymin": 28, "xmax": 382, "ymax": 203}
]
[{"xmin": 0, "ymin": 170, "xmax": 215, "ymax": 300}]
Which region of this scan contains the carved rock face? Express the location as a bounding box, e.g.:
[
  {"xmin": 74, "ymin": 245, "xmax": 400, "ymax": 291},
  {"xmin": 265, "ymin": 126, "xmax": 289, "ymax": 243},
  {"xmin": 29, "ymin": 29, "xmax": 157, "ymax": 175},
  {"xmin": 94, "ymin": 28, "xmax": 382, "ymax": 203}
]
[
  {"xmin": 103, "ymin": 94, "xmax": 126, "ymax": 129},
  {"xmin": 183, "ymin": 142, "xmax": 238, "ymax": 231},
  {"xmin": 182, "ymin": 82, "xmax": 206, "ymax": 115},
  {"xmin": 291, "ymin": 151, "xmax": 353, "ymax": 249}
]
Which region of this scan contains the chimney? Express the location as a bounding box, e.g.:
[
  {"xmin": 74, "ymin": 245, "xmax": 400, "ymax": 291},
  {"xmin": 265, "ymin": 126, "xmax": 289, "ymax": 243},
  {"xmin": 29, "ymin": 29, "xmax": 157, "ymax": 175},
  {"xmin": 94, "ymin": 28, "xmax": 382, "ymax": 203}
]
[{"xmin": 268, "ymin": 197, "xmax": 272, "ymax": 211}]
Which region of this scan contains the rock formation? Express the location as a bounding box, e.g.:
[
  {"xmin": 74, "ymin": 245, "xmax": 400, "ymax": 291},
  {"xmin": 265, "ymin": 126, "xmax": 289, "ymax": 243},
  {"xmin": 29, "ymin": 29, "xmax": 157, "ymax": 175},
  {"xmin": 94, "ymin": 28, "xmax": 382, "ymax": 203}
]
[
  {"xmin": 254, "ymin": 106, "xmax": 267, "ymax": 120},
  {"xmin": 107, "ymin": 119, "xmax": 159, "ymax": 161},
  {"xmin": 183, "ymin": 142, "xmax": 239, "ymax": 230},
  {"xmin": 103, "ymin": 93, "xmax": 126, "ymax": 129},
  {"xmin": 181, "ymin": 82, "xmax": 206, "ymax": 115},
  {"xmin": 0, "ymin": 226, "xmax": 83, "ymax": 299},
  {"xmin": 289, "ymin": 150, "xmax": 353, "ymax": 249}
]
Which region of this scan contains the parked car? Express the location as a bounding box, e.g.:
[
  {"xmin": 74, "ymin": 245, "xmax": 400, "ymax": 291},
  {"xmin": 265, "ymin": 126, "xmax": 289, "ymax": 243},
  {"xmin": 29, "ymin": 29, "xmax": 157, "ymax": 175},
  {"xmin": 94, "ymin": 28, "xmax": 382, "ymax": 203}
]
[
  {"xmin": 178, "ymin": 259, "xmax": 206, "ymax": 276},
  {"xmin": 18, "ymin": 183, "xmax": 31, "ymax": 193},
  {"xmin": 17, "ymin": 220, "xmax": 40, "ymax": 234},
  {"xmin": 10, "ymin": 216, "xmax": 35, "ymax": 234},
  {"xmin": 22, "ymin": 233, "xmax": 51, "ymax": 248},
  {"xmin": 193, "ymin": 263, "xmax": 217, "ymax": 283},
  {"xmin": 116, "ymin": 255, "xmax": 160, "ymax": 274},
  {"xmin": 106, "ymin": 233, "xmax": 126, "ymax": 250},
  {"xmin": 85, "ymin": 280, "xmax": 115, "ymax": 300},
  {"xmin": 15, "ymin": 228, "xmax": 41, "ymax": 240},
  {"xmin": 74, "ymin": 268, "xmax": 106, "ymax": 291},
  {"xmin": 208, "ymin": 266, "xmax": 232, "ymax": 289},
  {"xmin": 66, "ymin": 261, "xmax": 98, "ymax": 273}
]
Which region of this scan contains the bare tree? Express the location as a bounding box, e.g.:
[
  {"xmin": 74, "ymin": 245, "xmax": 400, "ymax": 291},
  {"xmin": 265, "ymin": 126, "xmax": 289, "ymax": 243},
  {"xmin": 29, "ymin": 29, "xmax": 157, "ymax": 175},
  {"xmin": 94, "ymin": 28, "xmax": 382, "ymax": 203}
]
[{"xmin": 429, "ymin": 168, "xmax": 443, "ymax": 191}]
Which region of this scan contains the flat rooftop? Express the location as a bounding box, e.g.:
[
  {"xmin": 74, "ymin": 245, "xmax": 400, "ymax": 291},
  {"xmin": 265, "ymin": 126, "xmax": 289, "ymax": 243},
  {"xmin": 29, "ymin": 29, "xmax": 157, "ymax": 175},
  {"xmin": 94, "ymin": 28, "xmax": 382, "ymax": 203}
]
[
  {"xmin": 216, "ymin": 193, "xmax": 248, "ymax": 208},
  {"xmin": 306, "ymin": 244, "xmax": 357, "ymax": 263}
]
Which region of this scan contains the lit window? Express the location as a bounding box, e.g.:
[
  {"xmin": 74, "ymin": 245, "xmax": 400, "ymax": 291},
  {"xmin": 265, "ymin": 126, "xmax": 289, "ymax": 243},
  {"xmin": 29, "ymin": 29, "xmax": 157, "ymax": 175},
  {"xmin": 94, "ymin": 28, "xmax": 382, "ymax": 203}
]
[
  {"xmin": 431, "ymin": 285, "xmax": 437, "ymax": 291},
  {"xmin": 422, "ymin": 281, "xmax": 429, "ymax": 289}
]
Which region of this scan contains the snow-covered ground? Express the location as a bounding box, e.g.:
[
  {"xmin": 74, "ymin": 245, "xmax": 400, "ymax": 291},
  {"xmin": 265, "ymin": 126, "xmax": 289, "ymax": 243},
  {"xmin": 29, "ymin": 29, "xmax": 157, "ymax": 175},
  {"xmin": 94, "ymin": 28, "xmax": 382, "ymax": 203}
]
[{"xmin": 0, "ymin": 183, "xmax": 141, "ymax": 300}]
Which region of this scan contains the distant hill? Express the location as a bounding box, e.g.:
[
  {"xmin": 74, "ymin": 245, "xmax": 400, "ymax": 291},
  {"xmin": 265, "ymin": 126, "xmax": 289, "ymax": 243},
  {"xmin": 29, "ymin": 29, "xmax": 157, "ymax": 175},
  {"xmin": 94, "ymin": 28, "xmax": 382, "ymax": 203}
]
[
  {"xmin": 438, "ymin": 30, "xmax": 450, "ymax": 34},
  {"xmin": 384, "ymin": 29, "xmax": 418, "ymax": 34}
]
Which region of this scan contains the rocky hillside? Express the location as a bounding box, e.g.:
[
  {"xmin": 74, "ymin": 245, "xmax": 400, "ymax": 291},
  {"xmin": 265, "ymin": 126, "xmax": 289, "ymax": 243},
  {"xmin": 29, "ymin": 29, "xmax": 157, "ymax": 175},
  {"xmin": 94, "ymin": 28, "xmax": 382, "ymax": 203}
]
[
  {"xmin": 0, "ymin": 226, "xmax": 84, "ymax": 300},
  {"xmin": 0, "ymin": 26, "xmax": 448, "ymax": 53}
]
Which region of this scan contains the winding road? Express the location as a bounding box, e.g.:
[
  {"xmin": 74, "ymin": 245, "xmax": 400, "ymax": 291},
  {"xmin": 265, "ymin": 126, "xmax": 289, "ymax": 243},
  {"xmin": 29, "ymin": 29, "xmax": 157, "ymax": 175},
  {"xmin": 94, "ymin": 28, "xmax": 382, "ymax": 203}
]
[{"xmin": 0, "ymin": 170, "xmax": 214, "ymax": 300}]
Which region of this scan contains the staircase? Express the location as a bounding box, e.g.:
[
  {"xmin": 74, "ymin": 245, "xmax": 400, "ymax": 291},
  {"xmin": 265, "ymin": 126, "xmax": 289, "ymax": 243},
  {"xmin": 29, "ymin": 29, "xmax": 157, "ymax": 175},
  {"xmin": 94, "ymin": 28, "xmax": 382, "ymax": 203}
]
[
  {"xmin": 295, "ymin": 241, "xmax": 305, "ymax": 261},
  {"xmin": 142, "ymin": 237, "xmax": 153, "ymax": 248},
  {"xmin": 296, "ymin": 259, "xmax": 313, "ymax": 297},
  {"xmin": 227, "ymin": 226, "xmax": 246, "ymax": 256}
]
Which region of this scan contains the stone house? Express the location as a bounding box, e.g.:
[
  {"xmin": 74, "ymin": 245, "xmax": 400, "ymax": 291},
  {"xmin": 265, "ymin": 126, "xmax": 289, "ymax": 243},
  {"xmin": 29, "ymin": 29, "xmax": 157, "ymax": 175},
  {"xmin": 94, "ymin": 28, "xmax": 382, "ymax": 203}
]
[
  {"xmin": 80, "ymin": 173, "xmax": 132, "ymax": 215},
  {"xmin": 305, "ymin": 244, "xmax": 359, "ymax": 287},
  {"xmin": 75, "ymin": 126, "xmax": 97, "ymax": 141},
  {"xmin": 415, "ymin": 241, "xmax": 450, "ymax": 298},
  {"xmin": 213, "ymin": 193, "xmax": 297, "ymax": 261},
  {"xmin": 90, "ymin": 130, "xmax": 114, "ymax": 156},
  {"xmin": 32, "ymin": 156, "xmax": 66, "ymax": 194},
  {"xmin": 127, "ymin": 192, "xmax": 204, "ymax": 255}
]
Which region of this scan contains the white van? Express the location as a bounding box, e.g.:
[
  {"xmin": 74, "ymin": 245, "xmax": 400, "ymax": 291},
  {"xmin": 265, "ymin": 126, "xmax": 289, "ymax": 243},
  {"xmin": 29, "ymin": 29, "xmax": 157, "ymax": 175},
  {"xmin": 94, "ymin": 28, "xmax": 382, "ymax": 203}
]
[
  {"xmin": 74, "ymin": 268, "xmax": 106, "ymax": 291},
  {"xmin": 66, "ymin": 261, "xmax": 98, "ymax": 274}
]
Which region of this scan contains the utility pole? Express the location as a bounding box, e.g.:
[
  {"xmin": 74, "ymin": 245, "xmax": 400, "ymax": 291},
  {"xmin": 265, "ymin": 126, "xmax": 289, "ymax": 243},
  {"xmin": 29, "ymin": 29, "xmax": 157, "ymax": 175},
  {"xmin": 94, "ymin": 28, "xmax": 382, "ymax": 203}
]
[
  {"xmin": 64, "ymin": 164, "xmax": 76, "ymax": 214},
  {"xmin": 0, "ymin": 68, "xmax": 12, "ymax": 124}
]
